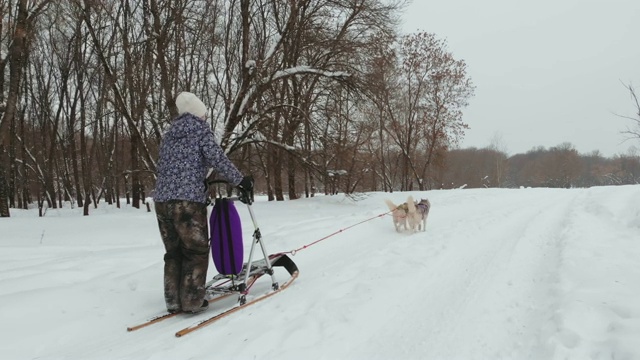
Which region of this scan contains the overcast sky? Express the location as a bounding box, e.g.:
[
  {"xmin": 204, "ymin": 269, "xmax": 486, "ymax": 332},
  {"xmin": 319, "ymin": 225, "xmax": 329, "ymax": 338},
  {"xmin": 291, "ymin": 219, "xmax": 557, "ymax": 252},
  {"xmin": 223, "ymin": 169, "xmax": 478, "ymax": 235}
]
[{"xmin": 401, "ymin": 0, "xmax": 640, "ymax": 156}]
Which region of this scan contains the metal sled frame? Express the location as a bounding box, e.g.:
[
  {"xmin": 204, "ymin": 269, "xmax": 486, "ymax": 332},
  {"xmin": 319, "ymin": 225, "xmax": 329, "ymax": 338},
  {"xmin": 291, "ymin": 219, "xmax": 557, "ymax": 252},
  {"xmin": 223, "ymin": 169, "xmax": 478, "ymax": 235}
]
[
  {"xmin": 208, "ymin": 199, "xmax": 277, "ymax": 304},
  {"xmin": 206, "ymin": 181, "xmax": 296, "ymax": 305}
]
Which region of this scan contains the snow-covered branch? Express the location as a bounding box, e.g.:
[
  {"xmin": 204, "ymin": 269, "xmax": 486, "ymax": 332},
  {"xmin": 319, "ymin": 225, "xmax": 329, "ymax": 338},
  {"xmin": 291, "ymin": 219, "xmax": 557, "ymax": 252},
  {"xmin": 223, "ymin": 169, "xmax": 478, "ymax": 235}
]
[{"xmin": 269, "ymin": 66, "xmax": 350, "ymax": 82}]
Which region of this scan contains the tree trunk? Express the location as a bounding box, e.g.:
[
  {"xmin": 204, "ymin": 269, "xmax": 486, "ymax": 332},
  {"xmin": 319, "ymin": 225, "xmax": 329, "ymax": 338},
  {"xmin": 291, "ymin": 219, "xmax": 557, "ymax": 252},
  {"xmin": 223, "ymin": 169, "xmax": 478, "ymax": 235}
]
[
  {"xmin": 378, "ymin": 107, "xmax": 390, "ymax": 192},
  {"xmin": 8, "ymin": 119, "xmax": 16, "ymax": 208},
  {"xmin": 273, "ymin": 147, "xmax": 284, "ymax": 201},
  {"xmin": 131, "ymin": 136, "xmax": 141, "ymax": 209},
  {"xmin": 0, "ymin": 161, "xmax": 9, "ymax": 217},
  {"xmin": 79, "ymin": 73, "xmax": 91, "ymax": 216},
  {"xmin": 287, "ymin": 153, "xmax": 298, "ymax": 200}
]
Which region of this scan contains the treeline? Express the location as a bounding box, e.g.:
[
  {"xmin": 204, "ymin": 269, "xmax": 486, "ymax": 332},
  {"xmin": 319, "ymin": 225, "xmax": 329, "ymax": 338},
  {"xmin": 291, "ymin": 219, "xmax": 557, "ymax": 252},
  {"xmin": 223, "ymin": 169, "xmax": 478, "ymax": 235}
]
[
  {"xmin": 0, "ymin": 0, "xmax": 477, "ymax": 216},
  {"xmin": 0, "ymin": 1, "xmax": 637, "ymax": 217},
  {"xmin": 439, "ymin": 143, "xmax": 640, "ymax": 189}
]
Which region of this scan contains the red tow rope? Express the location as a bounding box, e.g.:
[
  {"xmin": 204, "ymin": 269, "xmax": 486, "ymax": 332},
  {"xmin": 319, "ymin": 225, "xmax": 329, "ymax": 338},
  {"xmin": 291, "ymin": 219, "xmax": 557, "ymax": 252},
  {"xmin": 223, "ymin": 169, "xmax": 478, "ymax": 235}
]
[{"xmin": 285, "ymin": 211, "xmax": 391, "ymax": 255}]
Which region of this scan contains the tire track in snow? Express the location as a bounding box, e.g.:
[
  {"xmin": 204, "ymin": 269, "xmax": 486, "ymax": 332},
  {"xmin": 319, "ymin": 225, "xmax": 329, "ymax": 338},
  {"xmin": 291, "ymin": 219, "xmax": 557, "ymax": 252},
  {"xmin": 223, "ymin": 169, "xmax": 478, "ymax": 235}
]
[
  {"xmin": 359, "ymin": 189, "xmax": 581, "ymax": 359},
  {"xmin": 547, "ymin": 186, "xmax": 640, "ymax": 359}
]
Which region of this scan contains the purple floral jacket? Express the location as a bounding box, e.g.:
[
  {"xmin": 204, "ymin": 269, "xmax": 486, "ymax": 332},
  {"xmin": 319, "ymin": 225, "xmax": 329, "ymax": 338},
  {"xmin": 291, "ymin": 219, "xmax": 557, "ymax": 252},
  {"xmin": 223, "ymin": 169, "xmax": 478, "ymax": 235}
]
[{"xmin": 153, "ymin": 113, "xmax": 243, "ymax": 203}]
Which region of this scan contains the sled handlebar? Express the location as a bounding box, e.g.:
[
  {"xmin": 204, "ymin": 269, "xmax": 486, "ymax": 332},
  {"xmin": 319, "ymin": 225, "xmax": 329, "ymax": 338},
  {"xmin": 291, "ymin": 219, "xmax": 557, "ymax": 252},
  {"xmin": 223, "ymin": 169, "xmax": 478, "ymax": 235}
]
[
  {"xmin": 207, "ymin": 179, "xmax": 233, "ymax": 186},
  {"xmin": 206, "ymin": 179, "xmax": 253, "ymax": 205}
]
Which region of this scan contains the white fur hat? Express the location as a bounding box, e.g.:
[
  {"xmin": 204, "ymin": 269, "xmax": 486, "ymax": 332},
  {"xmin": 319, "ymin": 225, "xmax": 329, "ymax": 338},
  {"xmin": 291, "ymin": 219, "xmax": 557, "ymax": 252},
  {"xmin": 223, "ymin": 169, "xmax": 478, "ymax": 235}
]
[{"xmin": 175, "ymin": 91, "xmax": 207, "ymax": 119}]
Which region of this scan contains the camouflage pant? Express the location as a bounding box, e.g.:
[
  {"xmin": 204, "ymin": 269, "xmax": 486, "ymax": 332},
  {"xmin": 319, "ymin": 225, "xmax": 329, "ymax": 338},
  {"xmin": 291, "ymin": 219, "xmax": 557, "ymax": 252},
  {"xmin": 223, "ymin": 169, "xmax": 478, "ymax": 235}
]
[{"xmin": 155, "ymin": 200, "xmax": 209, "ymax": 312}]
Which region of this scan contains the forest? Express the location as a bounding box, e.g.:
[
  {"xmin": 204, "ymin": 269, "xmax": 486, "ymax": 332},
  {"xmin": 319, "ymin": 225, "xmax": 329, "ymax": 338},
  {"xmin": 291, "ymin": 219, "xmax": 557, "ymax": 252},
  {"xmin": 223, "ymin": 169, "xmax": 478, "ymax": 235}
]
[{"xmin": 0, "ymin": 0, "xmax": 638, "ymax": 217}]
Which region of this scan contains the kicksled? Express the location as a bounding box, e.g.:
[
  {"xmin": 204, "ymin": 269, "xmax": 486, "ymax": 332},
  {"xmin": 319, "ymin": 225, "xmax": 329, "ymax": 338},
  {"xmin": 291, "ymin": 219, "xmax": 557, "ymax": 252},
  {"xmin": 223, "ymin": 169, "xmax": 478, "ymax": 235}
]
[{"xmin": 127, "ymin": 182, "xmax": 299, "ymax": 337}]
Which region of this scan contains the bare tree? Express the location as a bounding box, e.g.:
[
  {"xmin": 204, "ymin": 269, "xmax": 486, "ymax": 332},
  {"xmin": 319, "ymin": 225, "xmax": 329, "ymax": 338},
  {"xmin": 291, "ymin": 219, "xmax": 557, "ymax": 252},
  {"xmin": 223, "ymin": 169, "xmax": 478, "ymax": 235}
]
[
  {"xmin": 620, "ymin": 83, "xmax": 640, "ymax": 143},
  {"xmin": 218, "ymin": 0, "xmax": 401, "ymax": 199},
  {"xmin": 385, "ymin": 32, "xmax": 474, "ymax": 191},
  {"xmin": 547, "ymin": 143, "xmax": 583, "ymax": 188},
  {"xmin": 362, "ymin": 31, "xmax": 399, "ymax": 192},
  {"xmin": 488, "ymin": 132, "xmax": 509, "ymax": 187}
]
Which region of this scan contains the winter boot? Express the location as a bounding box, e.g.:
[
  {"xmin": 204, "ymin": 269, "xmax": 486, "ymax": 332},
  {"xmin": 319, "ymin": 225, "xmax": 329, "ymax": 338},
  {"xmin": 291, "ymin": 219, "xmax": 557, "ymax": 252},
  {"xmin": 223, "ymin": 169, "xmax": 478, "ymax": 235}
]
[{"xmin": 185, "ymin": 300, "xmax": 209, "ymax": 314}]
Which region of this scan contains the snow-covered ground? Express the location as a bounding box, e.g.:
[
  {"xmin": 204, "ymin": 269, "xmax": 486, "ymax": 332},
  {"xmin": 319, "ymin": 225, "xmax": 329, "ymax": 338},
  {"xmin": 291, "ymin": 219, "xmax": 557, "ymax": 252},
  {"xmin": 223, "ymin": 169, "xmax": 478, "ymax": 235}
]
[{"xmin": 2, "ymin": 186, "xmax": 640, "ymax": 360}]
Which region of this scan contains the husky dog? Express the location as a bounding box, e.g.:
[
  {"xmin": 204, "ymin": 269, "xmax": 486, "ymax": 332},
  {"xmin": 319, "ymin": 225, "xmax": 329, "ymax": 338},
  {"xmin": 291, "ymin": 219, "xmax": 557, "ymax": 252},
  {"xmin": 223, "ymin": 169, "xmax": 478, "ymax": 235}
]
[
  {"xmin": 384, "ymin": 198, "xmax": 411, "ymax": 232},
  {"xmin": 406, "ymin": 196, "xmax": 431, "ymax": 232},
  {"xmin": 385, "ymin": 196, "xmax": 431, "ymax": 233}
]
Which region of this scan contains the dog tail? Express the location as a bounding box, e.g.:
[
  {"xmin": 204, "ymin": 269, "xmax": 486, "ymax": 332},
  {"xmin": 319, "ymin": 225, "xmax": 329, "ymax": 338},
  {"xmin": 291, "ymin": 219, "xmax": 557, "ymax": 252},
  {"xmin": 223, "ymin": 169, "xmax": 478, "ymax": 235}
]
[
  {"xmin": 384, "ymin": 199, "xmax": 397, "ymax": 212},
  {"xmin": 406, "ymin": 195, "xmax": 416, "ymax": 214}
]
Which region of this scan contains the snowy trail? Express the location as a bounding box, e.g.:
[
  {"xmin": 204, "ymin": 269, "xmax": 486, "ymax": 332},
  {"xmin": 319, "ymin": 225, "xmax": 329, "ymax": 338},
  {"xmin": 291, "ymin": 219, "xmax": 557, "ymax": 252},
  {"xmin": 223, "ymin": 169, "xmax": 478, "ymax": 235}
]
[
  {"xmin": 385, "ymin": 190, "xmax": 575, "ymax": 359},
  {"xmin": 279, "ymin": 189, "xmax": 578, "ymax": 359},
  {"xmin": 1, "ymin": 186, "xmax": 639, "ymax": 359}
]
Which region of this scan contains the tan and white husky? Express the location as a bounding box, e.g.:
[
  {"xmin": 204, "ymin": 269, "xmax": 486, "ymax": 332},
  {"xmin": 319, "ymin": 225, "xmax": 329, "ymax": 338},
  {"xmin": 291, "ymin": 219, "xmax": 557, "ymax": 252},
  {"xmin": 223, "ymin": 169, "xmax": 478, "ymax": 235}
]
[
  {"xmin": 385, "ymin": 196, "xmax": 431, "ymax": 233},
  {"xmin": 384, "ymin": 197, "xmax": 411, "ymax": 232}
]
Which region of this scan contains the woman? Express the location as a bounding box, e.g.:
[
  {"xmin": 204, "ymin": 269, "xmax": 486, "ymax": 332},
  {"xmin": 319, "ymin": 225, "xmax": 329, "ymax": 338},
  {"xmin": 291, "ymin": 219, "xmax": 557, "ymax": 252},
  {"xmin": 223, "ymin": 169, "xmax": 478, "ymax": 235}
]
[{"xmin": 153, "ymin": 92, "xmax": 252, "ymax": 313}]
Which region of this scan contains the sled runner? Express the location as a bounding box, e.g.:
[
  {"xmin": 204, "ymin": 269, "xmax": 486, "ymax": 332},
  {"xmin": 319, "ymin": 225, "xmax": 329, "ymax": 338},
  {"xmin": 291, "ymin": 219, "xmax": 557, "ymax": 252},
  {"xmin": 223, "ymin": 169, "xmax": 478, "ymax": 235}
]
[
  {"xmin": 176, "ymin": 252, "xmax": 298, "ymax": 337},
  {"xmin": 127, "ymin": 180, "xmax": 299, "ymax": 336}
]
